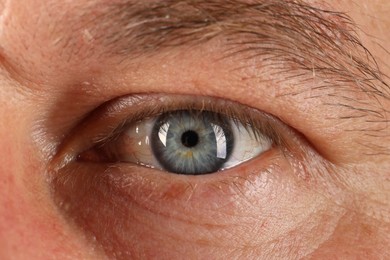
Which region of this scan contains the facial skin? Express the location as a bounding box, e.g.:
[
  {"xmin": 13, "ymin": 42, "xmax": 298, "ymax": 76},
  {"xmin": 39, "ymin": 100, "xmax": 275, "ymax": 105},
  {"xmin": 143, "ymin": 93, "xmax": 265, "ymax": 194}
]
[{"xmin": 0, "ymin": 0, "xmax": 389, "ymax": 259}]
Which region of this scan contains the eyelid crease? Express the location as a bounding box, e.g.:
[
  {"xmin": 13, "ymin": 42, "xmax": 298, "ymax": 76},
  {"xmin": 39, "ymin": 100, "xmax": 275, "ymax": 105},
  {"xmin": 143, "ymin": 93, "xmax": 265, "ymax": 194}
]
[{"xmin": 50, "ymin": 94, "xmax": 290, "ymax": 171}]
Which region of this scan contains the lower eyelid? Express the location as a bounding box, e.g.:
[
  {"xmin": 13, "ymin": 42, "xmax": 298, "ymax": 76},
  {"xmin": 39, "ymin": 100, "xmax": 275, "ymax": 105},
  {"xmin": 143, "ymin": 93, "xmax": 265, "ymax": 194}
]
[
  {"xmin": 52, "ymin": 145, "xmax": 335, "ymax": 257},
  {"xmin": 55, "ymin": 147, "xmax": 283, "ymax": 210}
]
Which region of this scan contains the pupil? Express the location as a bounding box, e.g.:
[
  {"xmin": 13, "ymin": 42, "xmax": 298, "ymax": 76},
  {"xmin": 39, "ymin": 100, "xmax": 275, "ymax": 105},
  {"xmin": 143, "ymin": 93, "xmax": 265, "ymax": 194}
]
[{"xmin": 181, "ymin": 130, "xmax": 199, "ymax": 148}]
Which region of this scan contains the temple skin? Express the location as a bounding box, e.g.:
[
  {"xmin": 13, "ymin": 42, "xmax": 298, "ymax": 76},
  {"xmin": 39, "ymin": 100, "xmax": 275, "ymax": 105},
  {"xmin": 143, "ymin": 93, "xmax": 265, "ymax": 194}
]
[{"xmin": 0, "ymin": 0, "xmax": 389, "ymax": 259}]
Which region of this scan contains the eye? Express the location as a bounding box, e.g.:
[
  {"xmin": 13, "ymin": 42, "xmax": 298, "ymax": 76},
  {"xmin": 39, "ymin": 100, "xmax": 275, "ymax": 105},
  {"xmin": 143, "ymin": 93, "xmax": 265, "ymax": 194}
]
[
  {"xmin": 83, "ymin": 109, "xmax": 272, "ymax": 175},
  {"xmin": 54, "ymin": 94, "xmax": 287, "ymax": 178}
]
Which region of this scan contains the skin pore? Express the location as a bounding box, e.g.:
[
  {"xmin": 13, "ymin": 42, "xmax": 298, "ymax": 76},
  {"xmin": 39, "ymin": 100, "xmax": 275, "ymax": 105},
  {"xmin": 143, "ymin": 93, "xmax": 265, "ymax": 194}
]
[{"xmin": 0, "ymin": 0, "xmax": 389, "ymax": 259}]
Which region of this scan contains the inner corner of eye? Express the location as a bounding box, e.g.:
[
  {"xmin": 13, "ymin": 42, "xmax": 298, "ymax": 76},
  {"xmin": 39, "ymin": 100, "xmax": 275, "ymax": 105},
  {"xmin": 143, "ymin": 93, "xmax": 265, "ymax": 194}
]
[
  {"xmin": 81, "ymin": 107, "xmax": 275, "ymax": 176},
  {"xmin": 77, "ymin": 147, "xmax": 105, "ymax": 163}
]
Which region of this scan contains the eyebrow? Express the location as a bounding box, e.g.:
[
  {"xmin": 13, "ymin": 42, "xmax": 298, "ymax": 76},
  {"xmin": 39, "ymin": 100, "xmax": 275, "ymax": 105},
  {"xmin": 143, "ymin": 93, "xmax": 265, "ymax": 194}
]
[{"xmin": 81, "ymin": 0, "xmax": 389, "ymax": 102}]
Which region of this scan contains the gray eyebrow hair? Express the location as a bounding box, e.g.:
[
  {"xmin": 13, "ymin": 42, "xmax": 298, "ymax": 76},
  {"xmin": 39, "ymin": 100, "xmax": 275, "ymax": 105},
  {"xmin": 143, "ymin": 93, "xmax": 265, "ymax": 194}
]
[{"xmin": 89, "ymin": 0, "xmax": 389, "ymax": 99}]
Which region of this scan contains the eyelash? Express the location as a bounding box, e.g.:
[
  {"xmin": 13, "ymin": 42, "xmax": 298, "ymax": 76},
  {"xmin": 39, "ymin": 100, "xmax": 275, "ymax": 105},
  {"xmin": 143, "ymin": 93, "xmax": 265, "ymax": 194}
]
[
  {"xmin": 52, "ymin": 94, "xmax": 289, "ymax": 171},
  {"xmin": 96, "ymin": 100, "xmax": 282, "ymax": 150}
]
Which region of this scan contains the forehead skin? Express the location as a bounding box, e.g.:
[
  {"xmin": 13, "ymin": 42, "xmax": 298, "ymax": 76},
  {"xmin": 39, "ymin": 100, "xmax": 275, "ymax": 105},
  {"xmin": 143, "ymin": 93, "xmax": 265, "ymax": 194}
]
[{"xmin": 0, "ymin": 0, "xmax": 389, "ymax": 259}]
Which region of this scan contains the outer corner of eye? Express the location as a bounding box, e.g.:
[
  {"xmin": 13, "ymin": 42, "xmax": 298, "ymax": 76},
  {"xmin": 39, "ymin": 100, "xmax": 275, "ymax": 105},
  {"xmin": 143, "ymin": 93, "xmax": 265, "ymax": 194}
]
[{"xmin": 81, "ymin": 106, "xmax": 275, "ymax": 176}]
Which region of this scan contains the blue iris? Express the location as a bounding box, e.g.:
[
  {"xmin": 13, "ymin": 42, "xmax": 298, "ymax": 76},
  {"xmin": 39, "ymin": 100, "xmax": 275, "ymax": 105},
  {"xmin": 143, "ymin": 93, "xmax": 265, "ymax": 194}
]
[{"xmin": 151, "ymin": 110, "xmax": 234, "ymax": 175}]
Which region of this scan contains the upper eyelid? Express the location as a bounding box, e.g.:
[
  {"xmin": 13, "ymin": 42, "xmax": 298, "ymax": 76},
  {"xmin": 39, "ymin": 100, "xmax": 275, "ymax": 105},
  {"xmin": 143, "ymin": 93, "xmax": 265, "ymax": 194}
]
[{"xmin": 47, "ymin": 0, "xmax": 388, "ymax": 145}]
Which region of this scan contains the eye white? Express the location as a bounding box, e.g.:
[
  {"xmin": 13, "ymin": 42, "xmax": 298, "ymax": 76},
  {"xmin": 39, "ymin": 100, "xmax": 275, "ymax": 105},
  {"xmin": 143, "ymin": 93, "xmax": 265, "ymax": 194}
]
[{"xmin": 221, "ymin": 121, "xmax": 272, "ymax": 170}]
